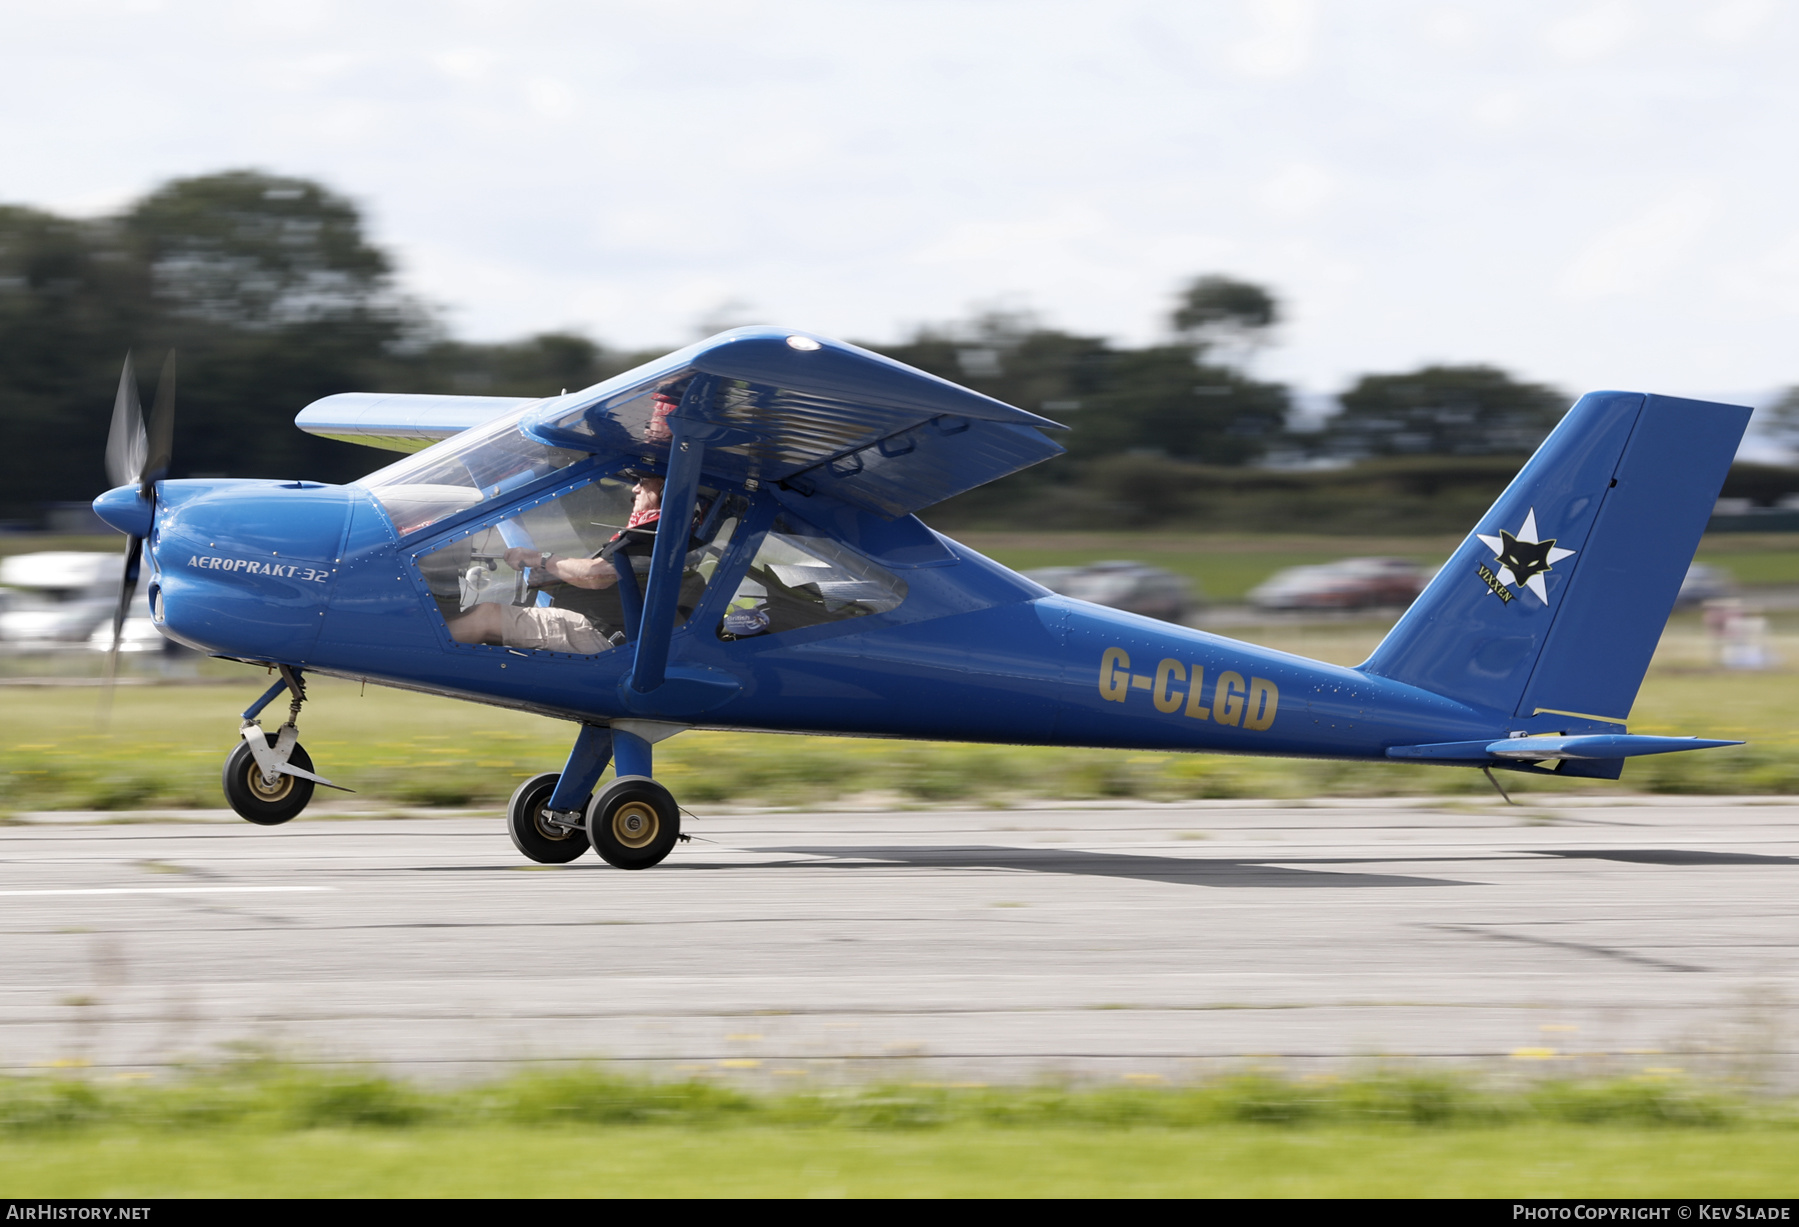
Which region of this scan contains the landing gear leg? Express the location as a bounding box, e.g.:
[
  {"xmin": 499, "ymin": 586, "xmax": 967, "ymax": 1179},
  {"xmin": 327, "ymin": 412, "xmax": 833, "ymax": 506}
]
[
  {"xmin": 508, "ymin": 724, "xmax": 611, "ymax": 864},
  {"xmin": 222, "ymin": 665, "xmax": 345, "ymax": 826},
  {"xmin": 587, "ymin": 726, "xmax": 680, "ymax": 870}
]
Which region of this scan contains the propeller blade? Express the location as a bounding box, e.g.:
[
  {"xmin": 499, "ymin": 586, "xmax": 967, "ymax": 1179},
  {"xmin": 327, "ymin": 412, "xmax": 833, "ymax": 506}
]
[
  {"xmin": 140, "ymin": 350, "xmax": 176, "ymax": 495},
  {"xmin": 104, "ymin": 353, "xmax": 146, "ymax": 490},
  {"xmin": 101, "ymin": 534, "xmax": 143, "ymax": 718}
]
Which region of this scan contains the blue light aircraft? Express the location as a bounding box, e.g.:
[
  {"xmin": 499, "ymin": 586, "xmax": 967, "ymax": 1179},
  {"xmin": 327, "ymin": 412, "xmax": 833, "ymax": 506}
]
[{"xmin": 91, "ymin": 329, "xmax": 1750, "ymax": 869}]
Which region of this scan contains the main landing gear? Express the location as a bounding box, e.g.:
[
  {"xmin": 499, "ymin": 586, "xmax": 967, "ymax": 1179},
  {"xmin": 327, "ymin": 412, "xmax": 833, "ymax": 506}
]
[
  {"xmin": 222, "ymin": 665, "xmax": 345, "ymax": 825},
  {"xmin": 507, "ymin": 723, "xmax": 683, "ymax": 870}
]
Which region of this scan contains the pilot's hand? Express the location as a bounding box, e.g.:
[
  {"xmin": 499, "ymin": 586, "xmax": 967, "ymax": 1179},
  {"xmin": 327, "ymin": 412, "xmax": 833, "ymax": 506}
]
[{"xmin": 503, "ymin": 547, "xmax": 544, "ymax": 571}]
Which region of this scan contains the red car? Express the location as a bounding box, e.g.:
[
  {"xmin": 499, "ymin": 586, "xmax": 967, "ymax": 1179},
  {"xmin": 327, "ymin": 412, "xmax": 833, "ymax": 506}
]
[{"xmin": 1247, "ymin": 557, "xmax": 1430, "ymax": 611}]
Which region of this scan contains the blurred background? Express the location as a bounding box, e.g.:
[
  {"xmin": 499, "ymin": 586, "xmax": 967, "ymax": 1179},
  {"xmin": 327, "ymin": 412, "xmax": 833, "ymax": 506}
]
[
  {"xmin": 4, "ymin": 12, "xmax": 1799, "ymax": 1194},
  {"xmin": 1, "ymin": 0, "xmax": 1797, "ymax": 795}
]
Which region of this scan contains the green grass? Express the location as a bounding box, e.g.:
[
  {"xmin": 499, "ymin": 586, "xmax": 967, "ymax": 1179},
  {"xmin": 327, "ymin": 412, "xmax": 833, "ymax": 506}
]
[
  {"xmin": 1694, "ymin": 533, "xmax": 1799, "ymax": 587},
  {"xmin": 0, "ymin": 1064, "xmax": 1791, "ymax": 1197},
  {"xmin": 8, "ymin": 1124, "xmax": 1797, "ymax": 1197}
]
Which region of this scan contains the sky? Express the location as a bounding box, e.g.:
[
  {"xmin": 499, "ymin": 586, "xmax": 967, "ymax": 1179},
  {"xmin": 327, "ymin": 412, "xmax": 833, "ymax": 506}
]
[{"xmin": 3, "ymin": 0, "xmax": 1798, "ymax": 420}]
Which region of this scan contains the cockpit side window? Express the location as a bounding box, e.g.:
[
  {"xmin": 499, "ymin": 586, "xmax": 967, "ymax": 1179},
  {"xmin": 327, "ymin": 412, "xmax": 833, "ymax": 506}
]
[
  {"xmin": 358, "ymin": 409, "xmax": 587, "ymax": 537},
  {"xmin": 717, "ymin": 516, "xmax": 907, "ymax": 641},
  {"xmin": 414, "ymin": 477, "xmax": 744, "ymax": 656}
]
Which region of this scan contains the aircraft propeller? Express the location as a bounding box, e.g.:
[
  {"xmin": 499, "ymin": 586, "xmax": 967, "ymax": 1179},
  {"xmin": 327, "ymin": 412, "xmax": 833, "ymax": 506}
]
[{"xmin": 101, "ymin": 350, "xmax": 176, "ymax": 689}]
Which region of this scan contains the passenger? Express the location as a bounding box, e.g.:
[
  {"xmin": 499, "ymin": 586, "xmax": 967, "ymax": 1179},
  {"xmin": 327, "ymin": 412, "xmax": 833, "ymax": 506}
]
[
  {"xmin": 448, "ymin": 475, "xmax": 664, "ymax": 653},
  {"xmin": 644, "ymin": 388, "xmax": 679, "ymax": 443}
]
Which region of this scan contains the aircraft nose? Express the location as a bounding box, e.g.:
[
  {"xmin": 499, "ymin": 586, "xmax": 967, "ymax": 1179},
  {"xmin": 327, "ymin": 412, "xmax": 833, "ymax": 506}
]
[
  {"xmin": 150, "ymin": 480, "xmax": 358, "ymax": 660},
  {"xmin": 93, "ymin": 484, "xmax": 152, "ymax": 537}
]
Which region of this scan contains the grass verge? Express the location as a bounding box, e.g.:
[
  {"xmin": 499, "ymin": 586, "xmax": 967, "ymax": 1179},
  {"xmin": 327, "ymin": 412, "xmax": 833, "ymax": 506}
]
[{"xmin": 1, "ymin": 1063, "xmax": 1792, "ymax": 1197}]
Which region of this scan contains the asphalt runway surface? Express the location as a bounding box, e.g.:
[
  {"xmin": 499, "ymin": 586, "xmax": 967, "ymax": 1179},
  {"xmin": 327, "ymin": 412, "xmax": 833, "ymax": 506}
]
[{"xmin": 1, "ymin": 797, "xmax": 1794, "ymax": 1083}]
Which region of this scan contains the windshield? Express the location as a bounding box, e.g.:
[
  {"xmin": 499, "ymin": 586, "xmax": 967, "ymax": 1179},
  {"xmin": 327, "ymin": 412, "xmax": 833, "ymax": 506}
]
[{"xmin": 356, "ymin": 408, "xmax": 587, "ymax": 536}]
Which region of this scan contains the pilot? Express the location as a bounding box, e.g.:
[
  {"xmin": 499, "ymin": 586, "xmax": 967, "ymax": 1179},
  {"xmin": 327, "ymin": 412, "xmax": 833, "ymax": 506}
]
[{"xmin": 447, "ymin": 475, "xmax": 665, "ymax": 653}]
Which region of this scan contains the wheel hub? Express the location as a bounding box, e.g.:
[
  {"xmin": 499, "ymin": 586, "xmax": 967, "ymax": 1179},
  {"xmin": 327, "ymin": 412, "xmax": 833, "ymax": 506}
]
[
  {"xmin": 533, "ymin": 803, "xmax": 578, "ymax": 841},
  {"xmin": 248, "ymin": 768, "xmax": 294, "ymax": 802},
  {"xmin": 612, "ymin": 800, "xmax": 659, "ymax": 849}
]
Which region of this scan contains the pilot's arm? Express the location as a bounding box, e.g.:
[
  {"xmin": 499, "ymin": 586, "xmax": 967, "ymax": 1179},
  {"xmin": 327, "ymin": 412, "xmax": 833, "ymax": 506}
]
[{"xmin": 502, "ymin": 548, "xmax": 618, "ymax": 590}]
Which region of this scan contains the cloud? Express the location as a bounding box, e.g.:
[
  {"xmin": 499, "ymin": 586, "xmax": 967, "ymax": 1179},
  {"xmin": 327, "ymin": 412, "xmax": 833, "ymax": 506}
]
[
  {"xmin": 1545, "ymin": 2, "xmax": 1639, "ymax": 61},
  {"xmin": 1558, "ymin": 188, "xmax": 1717, "ymax": 300},
  {"xmin": 523, "ymin": 77, "xmax": 576, "ymax": 120},
  {"xmin": 1261, "ymin": 163, "xmax": 1336, "ymax": 218},
  {"xmin": 1232, "ymin": 0, "xmax": 1315, "ymax": 77},
  {"xmin": 1698, "ymin": 0, "xmax": 1777, "ymax": 43},
  {"xmin": 431, "ymin": 49, "xmax": 495, "ymax": 84},
  {"xmin": 1719, "ymin": 230, "xmax": 1799, "ymax": 314}
]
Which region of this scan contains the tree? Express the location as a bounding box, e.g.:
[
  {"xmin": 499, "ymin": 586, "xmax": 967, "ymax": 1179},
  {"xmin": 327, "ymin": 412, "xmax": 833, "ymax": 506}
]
[
  {"xmin": 1171, "ymin": 274, "xmax": 1280, "ymax": 370},
  {"xmin": 872, "ymin": 306, "xmax": 1290, "ymax": 472},
  {"xmin": 98, "ymin": 172, "xmax": 422, "ymax": 485},
  {"xmin": 0, "ymin": 206, "xmax": 148, "ymax": 512},
  {"xmin": 1071, "ymin": 346, "xmax": 1289, "ymax": 468},
  {"xmin": 400, "ymin": 332, "xmax": 658, "ymax": 399},
  {"xmin": 1322, "ymin": 365, "xmax": 1567, "ymax": 460},
  {"xmin": 123, "ymin": 170, "xmax": 397, "ymax": 331},
  {"xmin": 1759, "ymin": 387, "xmax": 1799, "ymax": 460}
]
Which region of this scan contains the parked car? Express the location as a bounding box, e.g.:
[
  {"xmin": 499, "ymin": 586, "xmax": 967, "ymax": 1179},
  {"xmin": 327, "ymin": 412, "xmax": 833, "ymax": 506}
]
[
  {"xmin": 85, "ymin": 616, "xmax": 180, "ymax": 655},
  {"xmin": 1023, "ymin": 561, "xmax": 1198, "ymax": 623},
  {"xmin": 1675, "ymin": 562, "xmax": 1731, "ymax": 608},
  {"xmin": 0, "ymin": 552, "xmax": 123, "ymax": 644},
  {"xmin": 1247, "ymin": 557, "xmax": 1430, "ymax": 611}
]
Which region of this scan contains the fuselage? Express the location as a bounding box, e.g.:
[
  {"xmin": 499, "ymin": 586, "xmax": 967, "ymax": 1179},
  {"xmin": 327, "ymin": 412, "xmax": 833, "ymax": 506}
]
[{"xmin": 131, "ymin": 475, "xmax": 1508, "ymax": 761}]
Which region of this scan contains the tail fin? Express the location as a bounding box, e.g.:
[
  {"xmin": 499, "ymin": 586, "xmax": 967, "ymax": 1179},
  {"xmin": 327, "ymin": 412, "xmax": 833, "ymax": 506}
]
[{"xmin": 1361, "ymin": 392, "xmax": 1750, "ymax": 729}]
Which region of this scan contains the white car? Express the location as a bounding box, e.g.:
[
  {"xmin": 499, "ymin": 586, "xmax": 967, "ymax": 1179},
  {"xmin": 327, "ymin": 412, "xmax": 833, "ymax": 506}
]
[
  {"xmin": 0, "ymin": 552, "xmax": 124, "ymax": 644},
  {"xmin": 85, "ymin": 615, "xmax": 177, "ymax": 654}
]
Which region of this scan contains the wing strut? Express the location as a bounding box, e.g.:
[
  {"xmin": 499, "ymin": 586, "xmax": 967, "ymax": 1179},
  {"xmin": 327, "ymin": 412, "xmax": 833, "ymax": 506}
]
[{"xmin": 628, "ymin": 376, "xmax": 715, "ymax": 696}]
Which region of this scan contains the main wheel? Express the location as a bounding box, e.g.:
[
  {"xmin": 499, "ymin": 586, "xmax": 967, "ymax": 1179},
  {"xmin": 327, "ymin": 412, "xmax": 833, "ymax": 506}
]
[
  {"xmin": 586, "ymin": 775, "xmax": 680, "ymax": 870},
  {"xmin": 507, "ymin": 772, "xmax": 591, "ymax": 864},
  {"xmin": 222, "ymin": 735, "xmax": 316, "ymax": 826}
]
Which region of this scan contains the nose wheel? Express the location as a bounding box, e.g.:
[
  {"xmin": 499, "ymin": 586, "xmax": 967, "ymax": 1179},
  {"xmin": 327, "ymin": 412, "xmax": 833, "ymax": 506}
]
[
  {"xmin": 222, "ymin": 734, "xmax": 316, "ymax": 825},
  {"xmin": 587, "ymin": 776, "xmax": 681, "ymax": 870},
  {"xmin": 222, "ymin": 665, "xmax": 347, "ymax": 826}
]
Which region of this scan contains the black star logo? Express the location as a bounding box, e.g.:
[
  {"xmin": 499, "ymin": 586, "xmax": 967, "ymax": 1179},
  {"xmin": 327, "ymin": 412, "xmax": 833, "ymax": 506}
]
[
  {"xmin": 1497, "ymin": 530, "xmax": 1556, "ymax": 586},
  {"xmin": 1477, "ymin": 509, "xmax": 1577, "ymax": 603}
]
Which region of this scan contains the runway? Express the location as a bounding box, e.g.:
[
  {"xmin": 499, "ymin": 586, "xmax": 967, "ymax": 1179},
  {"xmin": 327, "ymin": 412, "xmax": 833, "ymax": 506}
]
[{"xmin": 1, "ymin": 796, "xmax": 1794, "ymax": 1083}]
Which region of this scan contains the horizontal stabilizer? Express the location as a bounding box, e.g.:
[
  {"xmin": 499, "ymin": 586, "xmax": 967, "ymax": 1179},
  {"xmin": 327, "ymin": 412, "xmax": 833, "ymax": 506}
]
[{"xmin": 1388, "ymin": 734, "xmax": 1742, "ymax": 762}]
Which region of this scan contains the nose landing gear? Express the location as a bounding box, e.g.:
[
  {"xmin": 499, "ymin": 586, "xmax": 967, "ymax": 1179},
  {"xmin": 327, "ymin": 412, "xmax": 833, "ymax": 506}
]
[{"xmin": 223, "ymin": 665, "xmax": 346, "ymax": 825}]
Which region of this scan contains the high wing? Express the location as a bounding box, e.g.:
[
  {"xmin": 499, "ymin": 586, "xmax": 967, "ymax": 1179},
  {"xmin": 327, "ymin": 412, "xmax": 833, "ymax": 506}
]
[
  {"xmin": 296, "ymin": 327, "xmax": 1068, "ymax": 518},
  {"xmin": 296, "ymin": 393, "xmax": 536, "ymax": 454}
]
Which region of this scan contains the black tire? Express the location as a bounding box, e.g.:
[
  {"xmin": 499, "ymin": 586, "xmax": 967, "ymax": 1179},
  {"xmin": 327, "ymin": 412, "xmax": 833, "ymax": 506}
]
[
  {"xmin": 586, "ymin": 775, "xmax": 680, "ymax": 870},
  {"xmin": 222, "ymin": 735, "xmax": 316, "ymax": 826},
  {"xmin": 507, "ymin": 772, "xmax": 591, "ymax": 864}
]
